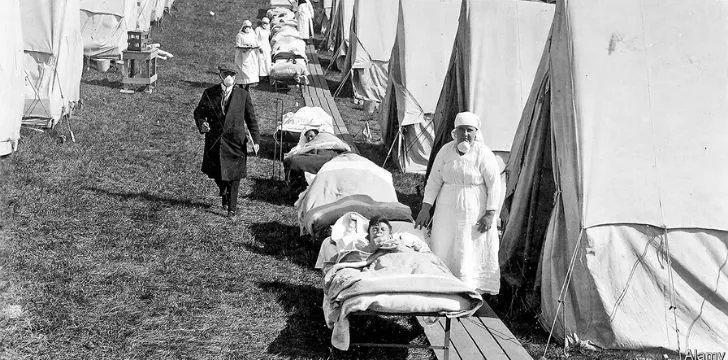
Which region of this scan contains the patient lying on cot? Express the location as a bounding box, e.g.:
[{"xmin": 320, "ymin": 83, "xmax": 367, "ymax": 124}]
[{"xmin": 336, "ymin": 215, "xmax": 429, "ymax": 264}]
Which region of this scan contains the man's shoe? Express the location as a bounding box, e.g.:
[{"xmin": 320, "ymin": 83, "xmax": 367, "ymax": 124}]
[
  {"xmin": 222, "ymin": 195, "xmax": 229, "ymax": 209},
  {"xmin": 227, "ymin": 210, "xmax": 237, "ymax": 220}
]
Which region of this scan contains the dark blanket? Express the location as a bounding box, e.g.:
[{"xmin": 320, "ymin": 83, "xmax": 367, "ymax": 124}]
[{"xmin": 284, "ymin": 149, "xmax": 346, "ymax": 192}]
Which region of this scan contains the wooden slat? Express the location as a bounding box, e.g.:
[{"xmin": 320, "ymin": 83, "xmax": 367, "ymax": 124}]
[
  {"xmin": 417, "ymin": 317, "xmax": 462, "ymax": 360},
  {"xmin": 418, "ymin": 304, "xmax": 534, "ymax": 360},
  {"xmin": 475, "ymin": 304, "xmax": 534, "ymax": 360},
  {"xmin": 300, "ymin": 44, "xmax": 359, "ymax": 154},
  {"xmin": 457, "ymin": 317, "xmax": 507, "ymax": 359}
]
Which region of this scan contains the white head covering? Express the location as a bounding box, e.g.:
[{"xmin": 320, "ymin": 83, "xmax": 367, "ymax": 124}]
[
  {"xmin": 241, "ymin": 20, "xmax": 253, "ymax": 31},
  {"xmin": 451, "ymin": 111, "xmax": 484, "ymax": 143},
  {"xmin": 454, "ymin": 111, "xmax": 480, "ymax": 129},
  {"xmin": 262, "ymin": 17, "xmax": 270, "ymax": 24}
]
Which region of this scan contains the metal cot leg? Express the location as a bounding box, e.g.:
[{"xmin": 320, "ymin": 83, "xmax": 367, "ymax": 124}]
[{"xmin": 443, "ymin": 318, "xmax": 451, "ymax": 360}]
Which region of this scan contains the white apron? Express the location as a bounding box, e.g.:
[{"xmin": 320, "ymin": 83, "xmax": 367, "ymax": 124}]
[
  {"xmin": 255, "ymin": 27, "xmax": 272, "ymax": 76},
  {"xmin": 235, "ymin": 32, "xmax": 260, "ymax": 85},
  {"xmin": 429, "ymin": 151, "xmax": 501, "ymax": 294},
  {"xmin": 297, "ymin": 2, "xmax": 314, "ymax": 40},
  {"xmin": 234, "ymin": 47, "xmax": 260, "ymax": 85}
]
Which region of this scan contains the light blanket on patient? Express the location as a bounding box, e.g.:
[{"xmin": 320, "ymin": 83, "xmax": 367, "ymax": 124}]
[{"xmin": 321, "ymin": 238, "xmax": 483, "ymax": 349}]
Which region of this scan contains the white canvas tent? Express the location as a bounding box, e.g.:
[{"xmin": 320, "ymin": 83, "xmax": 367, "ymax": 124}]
[
  {"xmin": 151, "ymin": 0, "xmax": 166, "ymax": 22},
  {"xmin": 165, "ymin": 0, "xmax": 175, "ymax": 11},
  {"xmin": 501, "ymin": 0, "xmax": 728, "ymax": 352},
  {"xmin": 340, "ymin": 0, "xmax": 399, "ymax": 103},
  {"xmin": 0, "ymin": 0, "xmax": 25, "ymax": 156},
  {"xmin": 321, "ymin": 0, "xmax": 355, "ymax": 70},
  {"xmin": 379, "ymin": 0, "xmax": 461, "ymax": 174},
  {"xmin": 425, "ymin": 0, "xmax": 554, "ymax": 177},
  {"xmin": 136, "ymin": 0, "xmax": 154, "ymax": 31},
  {"xmin": 21, "ymin": 0, "xmax": 84, "ymax": 128},
  {"xmin": 80, "ymin": 0, "xmax": 139, "ymax": 58}
]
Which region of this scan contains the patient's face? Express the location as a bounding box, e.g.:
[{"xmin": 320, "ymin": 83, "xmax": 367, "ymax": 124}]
[
  {"xmin": 304, "ymin": 130, "xmax": 318, "ymax": 142},
  {"xmin": 368, "ymin": 223, "xmax": 391, "ymax": 244}
]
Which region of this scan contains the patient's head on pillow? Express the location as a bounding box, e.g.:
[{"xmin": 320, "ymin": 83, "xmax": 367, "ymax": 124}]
[
  {"xmin": 304, "ymin": 129, "xmax": 319, "ymax": 143},
  {"xmin": 367, "ymin": 216, "xmax": 392, "ymax": 245}
]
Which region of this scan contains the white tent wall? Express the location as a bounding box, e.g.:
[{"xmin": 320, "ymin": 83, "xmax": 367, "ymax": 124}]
[
  {"xmin": 80, "ymin": 0, "xmax": 139, "ymax": 58},
  {"xmin": 136, "ymin": 0, "xmax": 154, "ymax": 31},
  {"xmin": 0, "ymin": 0, "xmax": 25, "ymax": 156},
  {"xmin": 342, "ymin": 0, "xmax": 399, "ymax": 103},
  {"xmin": 21, "ymin": 0, "xmax": 84, "ymax": 128},
  {"xmin": 503, "ymin": 0, "xmax": 728, "ymax": 352},
  {"xmin": 165, "ymin": 0, "xmax": 175, "ymax": 10},
  {"xmin": 152, "ymin": 0, "xmax": 166, "ymax": 22},
  {"xmin": 322, "ymin": 0, "xmax": 355, "ymax": 71},
  {"xmin": 380, "ymin": 0, "xmax": 461, "ymax": 174}
]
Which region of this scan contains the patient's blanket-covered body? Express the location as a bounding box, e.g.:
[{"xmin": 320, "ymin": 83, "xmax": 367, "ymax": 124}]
[
  {"xmin": 283, "ymin": 132, "xmax": 352, "ymax": 193},
  {"xmin": 316, "ymin": 213, "xmax": 483, "ymax": 350},
  {"xmin": 296, "ymin": 154, "xmax": 400, "ymax": 234}
]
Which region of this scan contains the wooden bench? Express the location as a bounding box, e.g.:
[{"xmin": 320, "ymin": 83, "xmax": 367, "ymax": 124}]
[
  {"xmin": 418, "ymin": 302, "xmax": 534, "ymax": 360},
  {"xmin": 302, "ymin": 45, "xmax": 358, "ymax": 154}
]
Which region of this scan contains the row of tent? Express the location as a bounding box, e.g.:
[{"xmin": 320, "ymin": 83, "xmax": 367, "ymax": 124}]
[
  {"xmin": 323, "ymin": 0, "xmax": 728, "ymax": 353},
  {"xmin": 0, "ymin": 0, "xmax": 174, "ymax": 156}
]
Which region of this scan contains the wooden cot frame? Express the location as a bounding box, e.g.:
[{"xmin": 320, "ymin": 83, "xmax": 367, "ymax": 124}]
[{"xmin": 341, "ymin": 310, "xmax": 452, "ymax": 360}]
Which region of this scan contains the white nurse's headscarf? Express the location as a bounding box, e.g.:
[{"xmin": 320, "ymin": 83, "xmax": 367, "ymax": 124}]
[{"xmin": 451, "ymin": 111, "xmax": 484, "ymax": 142}]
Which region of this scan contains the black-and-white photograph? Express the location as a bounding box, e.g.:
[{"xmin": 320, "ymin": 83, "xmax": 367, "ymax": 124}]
[{"xmin": 1, "ymin": 0, "xmax": 726, "ymax": 359}]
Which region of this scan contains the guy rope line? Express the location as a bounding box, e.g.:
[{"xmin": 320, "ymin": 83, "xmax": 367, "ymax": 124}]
[{"xmin": 541, "ymin": 227, "xmax": 584, "ymax": 359}]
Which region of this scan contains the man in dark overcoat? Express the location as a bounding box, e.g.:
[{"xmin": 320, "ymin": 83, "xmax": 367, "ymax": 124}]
[{"xmin": 194, "ymin": 63, "xmax": 260, "ymax": 218}]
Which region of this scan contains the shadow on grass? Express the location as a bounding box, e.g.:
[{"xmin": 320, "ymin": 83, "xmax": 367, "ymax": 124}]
[
  {"xmin": 248, "ymin": 222, "xmax": 315, "ymax": 269},
  {"xmin": 181, "ymin": 80, "xmax": 215, "ymax": 89},
  {"xmin": 82, "ymin": 77, "xmax": 123, "ymax": 89},
  {"xmin": 247, "ymin": 176, "xmax": 296, "ymax": 205},
  {"xmin": 251, "ymin": 79, "xmax": 298, "ymax": 94},
  {"xmin": 258, "ymin": 280, "xmax": 426, "ymax": 360},
  {"xmin": 85, "ymin": 187, "xmax": 212, "ymax": 210},
  {"xmin": 257, "ymin": 281, "xmax": 331, "ymax": 358}
]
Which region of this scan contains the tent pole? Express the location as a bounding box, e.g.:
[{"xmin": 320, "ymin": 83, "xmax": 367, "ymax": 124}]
[
  {"xmin": 382, "ymin": 128, "xmax": 400, "ymax": 169},
  {"xmin": 333, "ymin": 69, "xmax": 351, "ymax": 98}
]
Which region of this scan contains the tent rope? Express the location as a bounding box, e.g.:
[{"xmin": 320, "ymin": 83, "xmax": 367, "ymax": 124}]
[
  {"xmin": 381, "ymin": 126, "xmax": 400, "ymax": 168},
  {"xmin": 541, "ymin": 227, "xmax": 584, "ymax": 359},
  {"xmin": 663, "ymin": 228, "xmax": 681, "ymax": 353}
]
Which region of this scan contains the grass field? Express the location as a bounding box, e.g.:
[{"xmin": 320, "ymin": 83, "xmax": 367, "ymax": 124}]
[{"xmin": 0, "ymin": 0, "xmax": 672, "ymax": 359}]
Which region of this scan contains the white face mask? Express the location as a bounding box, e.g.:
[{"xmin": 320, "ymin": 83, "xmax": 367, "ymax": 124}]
[
  {"xmin": 457, "ymin": 141, "xmax": 471, "ymax": 153},
  {"xmin": 221, "ymin": 75, "xmax": 235, "ymax": 88}
]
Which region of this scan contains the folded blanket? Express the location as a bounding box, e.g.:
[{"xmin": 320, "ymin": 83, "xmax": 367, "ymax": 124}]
[
  {"xmin": 269, "ymin": 0, "xmax": 294, "ymax": 8},
  {"xmin": 267, "ymin": 7, "xmax": 294, "ymax": 20},
  {"xmin": 323, "ymin": 247, "xmax": 483, "ymax": 350},
  {"xmin": 286, "ymin": 132, "xmax": 351, "ymax": 158},
  {"xmin": 276, "ymin": 106, "xmax": 335, "ymax": 136},
  {"xmin": 304, "ymin": 194, "xmax": 412, "ymax": 235},
  {"xmin": 271, "ymin": 59, "xmax": 309, "ymax": 82},
  {"xmin": 271, "ymin": 27, "xmax": 302, "ymax": 43},
  {"xmin": 272, "ymin": 38, "xmax": 307, "ymax": 59}
]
